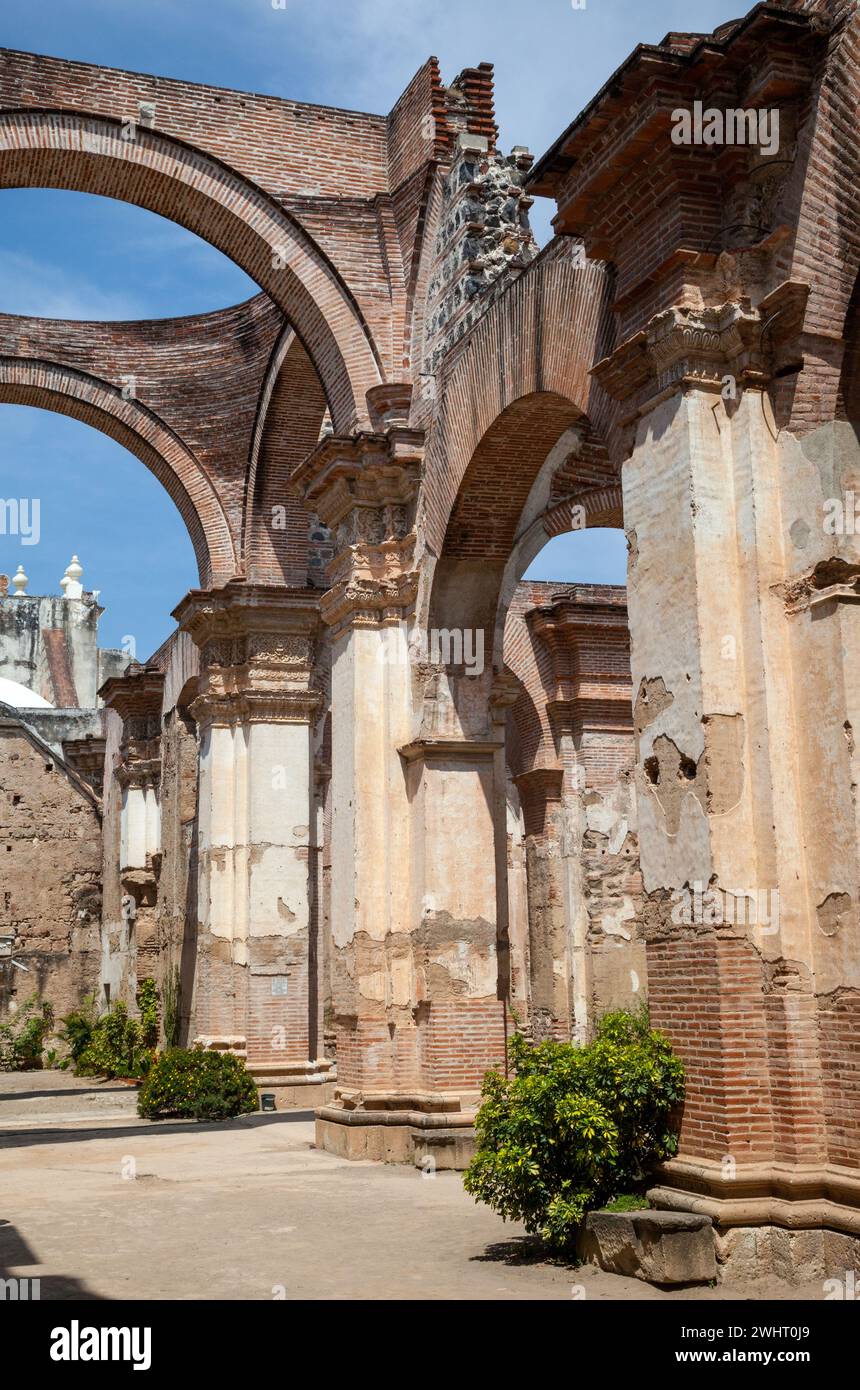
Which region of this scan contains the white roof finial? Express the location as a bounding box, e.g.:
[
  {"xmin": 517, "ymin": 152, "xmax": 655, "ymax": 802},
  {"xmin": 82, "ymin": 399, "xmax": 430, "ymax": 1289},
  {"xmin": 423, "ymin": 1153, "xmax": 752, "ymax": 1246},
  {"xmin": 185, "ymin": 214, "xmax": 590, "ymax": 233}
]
[
  {"xmin": 12, "ymin": 564, "xmax": 28, "ymax": 597},
  {"xmin": 60, "ymin": 554, "xmax": 84, "ymax": 600}
]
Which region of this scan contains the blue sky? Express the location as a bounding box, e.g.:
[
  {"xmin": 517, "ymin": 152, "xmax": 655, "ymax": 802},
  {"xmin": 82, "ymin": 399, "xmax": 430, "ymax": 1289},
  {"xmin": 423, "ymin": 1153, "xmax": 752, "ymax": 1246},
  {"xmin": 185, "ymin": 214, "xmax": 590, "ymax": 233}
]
[{"xmin": 0, "ymin": 0, "xmax": 741, "ymax": 657}]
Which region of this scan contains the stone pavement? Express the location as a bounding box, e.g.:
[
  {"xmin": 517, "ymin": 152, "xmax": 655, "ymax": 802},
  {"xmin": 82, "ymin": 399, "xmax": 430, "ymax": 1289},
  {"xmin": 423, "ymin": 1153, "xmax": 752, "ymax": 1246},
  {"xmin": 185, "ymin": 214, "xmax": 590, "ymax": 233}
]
[{"xmin": 0, "ymin": 1074, "xmax": 824, "ymax": 1301}]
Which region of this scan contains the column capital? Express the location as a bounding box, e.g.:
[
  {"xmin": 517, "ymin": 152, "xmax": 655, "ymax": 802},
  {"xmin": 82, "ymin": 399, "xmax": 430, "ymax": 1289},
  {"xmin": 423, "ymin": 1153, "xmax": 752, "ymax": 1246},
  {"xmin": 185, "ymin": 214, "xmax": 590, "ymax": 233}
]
[
  {"xmin": 99, "ymin": 662, "xmax": 164, "ymax": 779},
  {"xmin": 61, "ymin": 734, "xmax": 106, "ymax": 797},
  {"xmin": 99, "ymin": 661, "xmax": 164, "ymax": 725},
  {"xmin": 172, "ymin": 582, "xmax": 323, "ymax": 727},
  {"xmin": 591, "ymin": 280, "xmax": 809, "ymax": 409},
  {"xmin": 514, "ymin": 765, "xmax": 564, "ymax": 838},
  {"xmin": 292, "ymin": 423, "xmax": 424, "ymax": 635}
]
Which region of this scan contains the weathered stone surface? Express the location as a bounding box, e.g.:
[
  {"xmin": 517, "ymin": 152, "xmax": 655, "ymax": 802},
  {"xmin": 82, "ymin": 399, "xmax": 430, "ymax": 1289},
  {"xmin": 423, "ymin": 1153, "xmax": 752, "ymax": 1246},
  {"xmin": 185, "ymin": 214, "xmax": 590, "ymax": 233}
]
[
  {"xmin": 578, "ymin": 1210, "xmax": 716, "ymax": 1286},
  {"xmin": 0, "ymin": 718, "xmax": 102, "ymax": 1022},
  {"xmin": 1, "ymin": 1, "xmax": 860, "ymax": 1273},
  {"xmin": 716, "ymin": 1226, "xmax": 860, "ymax": 1287}
]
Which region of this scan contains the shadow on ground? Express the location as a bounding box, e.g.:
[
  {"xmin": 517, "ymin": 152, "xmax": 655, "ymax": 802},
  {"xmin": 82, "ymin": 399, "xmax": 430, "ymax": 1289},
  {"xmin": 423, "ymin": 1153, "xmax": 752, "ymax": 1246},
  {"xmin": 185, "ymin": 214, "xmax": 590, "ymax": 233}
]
[
  {"xmin": 0, "ymin": 1109, "xmax": 315, "ymax": 1150},
  {"xmin": 0, "ymin": 1217, "xmax": 103, "ymax": 1300}
]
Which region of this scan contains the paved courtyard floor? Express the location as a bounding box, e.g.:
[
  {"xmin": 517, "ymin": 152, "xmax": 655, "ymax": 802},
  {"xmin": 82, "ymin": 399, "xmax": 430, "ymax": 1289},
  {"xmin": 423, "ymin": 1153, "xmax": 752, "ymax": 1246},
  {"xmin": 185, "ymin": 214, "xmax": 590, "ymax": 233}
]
[{"xmin": 0, "ymin": 1073, "xmax": 823, "ymax": 1301}]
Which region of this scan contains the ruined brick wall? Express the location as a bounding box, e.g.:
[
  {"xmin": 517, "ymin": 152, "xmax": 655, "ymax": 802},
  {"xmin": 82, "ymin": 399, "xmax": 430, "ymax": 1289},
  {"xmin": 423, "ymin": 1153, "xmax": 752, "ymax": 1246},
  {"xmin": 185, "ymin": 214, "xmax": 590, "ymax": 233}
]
[{"xmin": 0, "ymin": 718, "xmax": 101, "ymax": 1022}]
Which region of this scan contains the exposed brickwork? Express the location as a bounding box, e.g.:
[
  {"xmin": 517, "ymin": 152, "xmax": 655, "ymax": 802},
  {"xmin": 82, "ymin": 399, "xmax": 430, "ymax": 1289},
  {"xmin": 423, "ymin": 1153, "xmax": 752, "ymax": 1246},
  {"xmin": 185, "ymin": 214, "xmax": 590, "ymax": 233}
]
[
  {"xmin": 421, "ymin": 999, "xmax": 507, "ymax": 1089},
  {"xmin": 3, "ymin": 4, "xmax": 860, "ymax": 1237},
  {"xmin": 0, "ymin": 717, "xmax": 102, "ymax": 1022},
  {"xmin": 505, "ymin": 581, "xmax": 633, "ymax": 786},
  {"xmin": 42, "ymin": 628, "xmax": 78, "ymax": 707}
]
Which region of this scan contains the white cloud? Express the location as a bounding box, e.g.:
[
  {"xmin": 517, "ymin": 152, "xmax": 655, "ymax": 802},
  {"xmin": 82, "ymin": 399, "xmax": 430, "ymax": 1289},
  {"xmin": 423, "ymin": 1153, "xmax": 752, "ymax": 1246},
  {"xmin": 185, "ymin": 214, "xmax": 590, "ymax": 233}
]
[{"xmin": 0, "ymin": 250, "xmax": 148, "ymax": 320}]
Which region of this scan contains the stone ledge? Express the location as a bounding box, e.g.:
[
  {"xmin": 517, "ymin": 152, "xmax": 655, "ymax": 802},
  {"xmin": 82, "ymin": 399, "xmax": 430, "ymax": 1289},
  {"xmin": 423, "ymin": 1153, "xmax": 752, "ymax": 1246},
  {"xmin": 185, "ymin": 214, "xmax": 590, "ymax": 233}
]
[
  {"xmin": 649, "ymin": 1158, "xmax": 860, "ymax": 1240},
  {"xmin": 577, "ymin": 1209, "xmax": 716, "ymax": 1286},
  {"xmin": 315, "ymin": 1111, "xmax": 477, "ymax": 1168},
  {"xmin": 250, "ymin": 1060, "xmax": 336, "ymax": 1111}
]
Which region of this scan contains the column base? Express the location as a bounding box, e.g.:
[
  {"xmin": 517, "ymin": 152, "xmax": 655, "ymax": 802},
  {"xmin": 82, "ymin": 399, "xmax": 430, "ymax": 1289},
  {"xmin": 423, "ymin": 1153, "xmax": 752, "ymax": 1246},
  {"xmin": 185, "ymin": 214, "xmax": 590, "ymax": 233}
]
[
  {"xmin": 250, "ymin": 1059, "xmax": 337, "ymax": 1110},
  {"xmin": 315, "ymin": 1089, "xmax": 480, "ymax": 1168},
  {"xmin": 649, "ymin": 1156, "xmax": 860, "ymax": 1232}
]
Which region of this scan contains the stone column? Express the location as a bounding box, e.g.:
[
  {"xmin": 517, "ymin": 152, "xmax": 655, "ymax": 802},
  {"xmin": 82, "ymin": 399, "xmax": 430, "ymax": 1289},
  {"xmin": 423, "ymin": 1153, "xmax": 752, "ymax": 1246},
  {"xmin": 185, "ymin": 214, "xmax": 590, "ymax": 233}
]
[
  {"xmin": 594, "ymin": 290, "xmax": 860, "ymax": 1235},
  {"xmin": 294, "ymin": 389, "xmax": 432, "ymax": 1156},
  {"xmin": 100, "ymin": 663, "xmax": 164, "ymax": 987},
  {"xmin": 174, "ymin": 582, "xmax": 333, "ymax": 1104},
  {"xmin": 527, "ymin": 588, "xmax": 642, "ymax": 1039},
  {"xmin": 295, "ymin": 388, "xmax": 513, "ymax": 1164},
  {"xmin": 513, "ymin": 766, "xmax": 566, "ymax": 1041}
]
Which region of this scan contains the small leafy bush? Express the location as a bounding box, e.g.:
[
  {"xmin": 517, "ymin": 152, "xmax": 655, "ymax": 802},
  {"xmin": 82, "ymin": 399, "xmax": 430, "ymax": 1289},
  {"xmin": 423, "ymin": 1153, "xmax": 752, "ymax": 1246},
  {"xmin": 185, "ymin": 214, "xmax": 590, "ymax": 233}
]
[
  {"xmin": 137, "ymin": 1047, "xmax": 258, "ymax": 1121},
  {"xmin": 137, "ymin": 978, "xmax": 159, "ymax": 1050},
  {"xmin": 463, "ymin": 1007, "xmax": 684, "ymax": 1252},
  {"xmin": 76, "ymin": 981, "xmax": 160, "ymax": 1081},
  {"xmin": 0, "ymin": 994, "xmax": 54, "ymax": 1070},
  {"xmin": 58, "ymin": 994, "xmax": 100, "ymax": 1066}
]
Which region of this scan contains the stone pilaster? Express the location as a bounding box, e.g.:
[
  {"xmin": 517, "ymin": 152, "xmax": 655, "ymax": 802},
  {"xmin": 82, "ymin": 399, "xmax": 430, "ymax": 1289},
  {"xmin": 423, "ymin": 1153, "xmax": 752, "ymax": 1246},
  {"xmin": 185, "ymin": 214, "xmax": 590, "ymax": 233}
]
[
  {"xmin": 100, "ymin": 663, "xmax": 164, "ymax": 981},
  {"xmin": 513, "ymin": 766, "xmax": 566, "ymax": 1042},
  {"xmin": 174, "ymin": 582, "xmax": 333, "ymax": 1102},
  {"xmin": 526, "ymin": 589, "xmax": 641, "ymax": 1040},
  {"xmin": 296, "ymin": 391, "xmax": 474, "ymax": 1159}
]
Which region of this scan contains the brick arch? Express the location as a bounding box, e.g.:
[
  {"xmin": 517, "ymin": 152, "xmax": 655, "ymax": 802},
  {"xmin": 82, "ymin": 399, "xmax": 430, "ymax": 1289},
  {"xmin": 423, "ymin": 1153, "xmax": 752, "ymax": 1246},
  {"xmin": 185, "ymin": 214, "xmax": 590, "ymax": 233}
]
[
  {"xmin": 423, "ymin": 254, "xmax": 615, "ymax": 642},
  {"xmin": 0, "ymin": 110, "xmax": 382, "ymax": 430},
  {"xmin": 513, "ymin": 481, "xmax": 625, "ymax": 582},
  {"xmin": 780, "ymin": 8, "xmax": 860, "ymax": 430},
  {"xmin": 421, "ymin": 253, "xmax": 613, "ymax": 560},
  {"xmin": 0, "ymin": 358, "xmax": 235, "ymax": 585},
  {"xmin": 243, "ymin": 327, "xmax": 328, "ymax": 585},
  {"xmin": 428, "ymin": 391, "xmax": 589, "ymax": 655}
]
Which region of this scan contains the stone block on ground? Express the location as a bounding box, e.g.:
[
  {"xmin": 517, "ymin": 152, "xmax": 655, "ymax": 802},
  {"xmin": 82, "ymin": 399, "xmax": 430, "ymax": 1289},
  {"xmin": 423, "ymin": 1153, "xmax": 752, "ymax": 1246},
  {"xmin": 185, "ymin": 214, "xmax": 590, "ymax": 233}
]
[{"xmin": 577, "ymin": 1208, "xmax": 716, "ymax": 1285}]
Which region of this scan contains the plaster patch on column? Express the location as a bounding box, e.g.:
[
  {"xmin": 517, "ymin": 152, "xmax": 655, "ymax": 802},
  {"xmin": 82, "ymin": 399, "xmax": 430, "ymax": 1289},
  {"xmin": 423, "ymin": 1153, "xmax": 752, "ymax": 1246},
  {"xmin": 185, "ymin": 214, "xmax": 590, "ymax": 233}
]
[
  {"xmin": 641, "ymin": 733, "xmax": 705, "ymax": 834},
  {"xmin": 702, "ymin": 713, "xmax": 745, "ymax": 815},
  {"xmin": 599, "ymin": 916, "xmax": 633, "ymax": 942},
  {"xmin": 415, "ymin": 912, "xmax": 497, "ymax": 999},
  {"xmin": 350, "ymin": 931, "xmax": 386, "ymax": 1004},
  {"xmin": 584, "ymin": 786, "xmax": 634, "ymax": 855},
  {"xmin": 789, "ymin": 517, "xmax": 811, "ymax": 550},
  {"xmin": 816, "ymin": 891, "xmax": 855, "ymax": 937},
  {"xmin": 633, "ymin": 676, "xmax": 674, "ymax": 737}
]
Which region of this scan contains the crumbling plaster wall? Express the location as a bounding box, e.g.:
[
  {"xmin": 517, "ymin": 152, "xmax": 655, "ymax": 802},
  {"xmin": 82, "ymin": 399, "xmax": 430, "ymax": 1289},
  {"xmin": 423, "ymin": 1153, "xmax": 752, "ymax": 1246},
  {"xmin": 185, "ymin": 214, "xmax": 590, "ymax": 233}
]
[
  {"xmin": 624, "ymin": 383, "xmax": 860, "ymax": 1169},
  {"xmin": 0, "ymin": 720, "xmax": 101, "ymax": 1021}
]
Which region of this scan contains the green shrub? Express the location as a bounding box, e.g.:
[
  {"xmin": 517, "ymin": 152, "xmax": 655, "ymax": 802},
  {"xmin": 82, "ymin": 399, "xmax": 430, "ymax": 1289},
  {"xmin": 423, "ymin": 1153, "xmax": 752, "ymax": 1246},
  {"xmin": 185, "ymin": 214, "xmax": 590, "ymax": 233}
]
[
  {"xmin": 0, "ymin": 994, "xmax": 54, "ymax": 1070},
  {"xmin": 58, "ymin": 994, "xmax": 100, "ymax": 1065},
  {"xmin": 137, "ymin": 1047, "xmax": 258, "ymax": 1121},
  {"xmin": 137, "ymin": 978, "xmax": 159, "ymax": 1050},
  {"xmin": 76, "ymin": 983, "xmax": 160, "ymax": 1081},
  {"xmin": 463, "ymin": 1006, "xmax": 684, "ymax": 1252}
]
